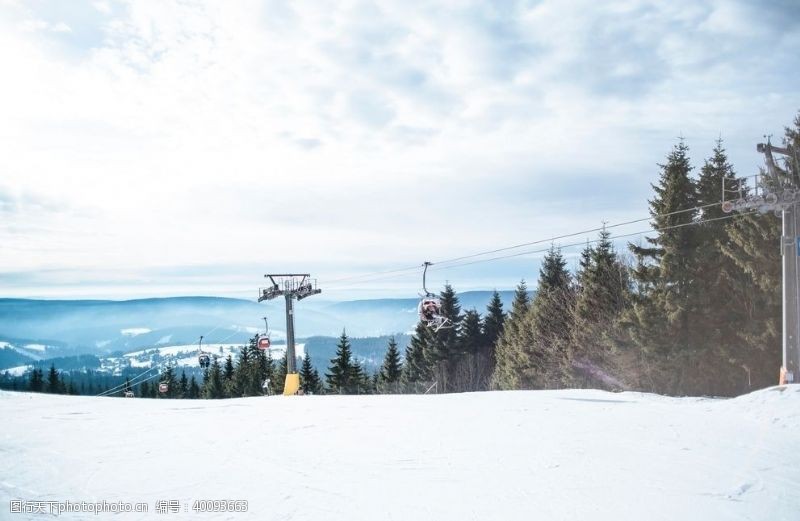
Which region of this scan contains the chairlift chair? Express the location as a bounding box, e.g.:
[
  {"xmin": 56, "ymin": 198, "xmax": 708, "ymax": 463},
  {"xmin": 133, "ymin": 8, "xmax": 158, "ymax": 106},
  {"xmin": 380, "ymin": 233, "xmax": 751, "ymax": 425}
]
[
  {"xmin": 257, "ymin": 317, "xmax": 271, "ymax": 350},
  {"xmin": 417, "ymin": 262, "xmax": 452, "ymax": 332},
  {"xmin": 197, "ymin": 335, "xmax": 211, "ymax": 368}
]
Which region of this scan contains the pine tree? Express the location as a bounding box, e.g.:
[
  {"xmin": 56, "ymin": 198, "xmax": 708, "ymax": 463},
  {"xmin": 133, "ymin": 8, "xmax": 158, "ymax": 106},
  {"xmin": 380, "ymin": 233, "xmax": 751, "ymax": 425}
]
[
  {"xmin": 520, "ymin": 245, "xmax": 576, "ymax": 389},
  {"xmin": 140, "ymin": 380, "xmax": 150, "ymax": 398},
  {"xmin": 572, "ymin": 228, "xmax": 632, "ymax": 388},
  {"xmin": 189, "ymin": 375, "xmax": 200, "ymax": 399},
  {"xmin": 681, "ymin": 140, "xmax": 752, "ymax": 394},
  {"xmin": 481, "ymin": 290, "xmax": 506, "ymax": 361},
  {"xmin": 179, "ymin": 371, "xmax": 188, "ymax": 399},
  {"xmin": 46, "ymin": 364, "xmax": 60, "ymax": 393},
  {"xmin": 492, "ymin": 280, "xmax": 530, "ymax": 390},
  {"xmin": 223, "ymin": 354, "xmax": 236, "ymax": 397},
  {"xmin": 350, "ymin": 360, "xmax": 372, "ymax": 394},
  {"xmin": 202, "ymin": 358, "xmax": 224, "ymax": 399},
  {"xmin": 401, "ymin": 322, "xmax": 433, "ymax": 389},
  {"xmin": 628, "ymin": 139, "xmax": 699, "ymax": 393},
  {"xmin": 459, "ymin": 309, "xmax": 483, "ymax": 356},
  {"xmin": 454, "ymin": 308, "xmax": 492, "ymax": 391},
  {"xmin": 29, "ymin": 368, "xmax": 44, "ymax": 392},
  {"xmin": 299, "ymin": 352, "xmax": 322, "ymax": 394},
  {"xmin": 377, "ymin": 336, "xmax": 403, "ymax": 393},
  {"xmin": 326, "ymin": 331, "xmax": 356, "ymax": 394}
]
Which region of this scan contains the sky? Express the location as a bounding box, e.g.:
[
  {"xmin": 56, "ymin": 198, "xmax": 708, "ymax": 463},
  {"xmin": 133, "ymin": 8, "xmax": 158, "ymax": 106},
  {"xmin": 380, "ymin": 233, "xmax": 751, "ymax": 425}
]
[{"xmin": 0, "ymin": 0, "xmax": 798, "ymax": 301}]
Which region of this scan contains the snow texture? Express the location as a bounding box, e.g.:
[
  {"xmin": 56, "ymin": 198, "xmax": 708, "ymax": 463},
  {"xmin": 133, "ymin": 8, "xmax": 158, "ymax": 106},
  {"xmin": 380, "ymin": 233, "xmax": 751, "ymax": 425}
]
[
  {"xmin": 120, "ymin": 328, "xmax": 152, "ymax": 337},
  {"xmin": 1, "ymin": 386, "xmax": 799, "ymax": 520},
  {"xmin": 1, "ymin": 365, "xmax": 31, "ymax": 377}
]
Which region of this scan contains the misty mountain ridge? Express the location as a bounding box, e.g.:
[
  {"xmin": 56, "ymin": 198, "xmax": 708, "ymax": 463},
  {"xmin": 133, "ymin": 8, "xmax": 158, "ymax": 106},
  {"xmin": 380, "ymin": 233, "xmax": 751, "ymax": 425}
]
[{"xmin": 0, "ymin": 291, "xmax": 519, "ymax": 362}]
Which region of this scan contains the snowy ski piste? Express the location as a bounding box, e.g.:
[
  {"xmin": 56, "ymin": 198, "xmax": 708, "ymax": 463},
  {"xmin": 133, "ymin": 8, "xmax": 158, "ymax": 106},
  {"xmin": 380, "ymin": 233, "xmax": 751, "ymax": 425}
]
[{"xmin": 2, "ymin": 387, "xmax": 799, "ymax": 520}]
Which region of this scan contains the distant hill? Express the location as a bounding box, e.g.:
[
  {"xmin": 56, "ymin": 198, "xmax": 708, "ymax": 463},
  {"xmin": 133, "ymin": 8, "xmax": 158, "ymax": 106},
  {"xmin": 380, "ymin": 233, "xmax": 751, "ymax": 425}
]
[{"xmin": 0, "ymin": 291, "xmax": 520, "ymax": 358}]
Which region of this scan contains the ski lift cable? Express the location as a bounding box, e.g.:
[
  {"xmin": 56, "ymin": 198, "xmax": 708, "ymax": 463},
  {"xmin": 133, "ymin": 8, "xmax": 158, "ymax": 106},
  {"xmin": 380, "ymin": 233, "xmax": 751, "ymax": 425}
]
[
  {"xmin": 95, "ymin": 364, "xmax": 162, "ymax": 397},
  {"xmin": 104, "ymin": 367, "xmax": 170, "ymax": 396},
  {"xmin": 431, "ymin": 211, "xmax": 756, "ymax": 272},
  {"xmin": 96, "ymin": 369, "xmax": 163, "ymax": 397},
  {"xmin": 324, "ymin": 210, "xmax": 755, "ymax": 287},
  {"xmin": 321, "ymin": 200, "xmax": 736, "ymax": 288},
  {"xmin": 95, "ymin": 366, "xmax": 159, "ymax": 397},
  {"xmin": 323, "ymin": 264, "xmax": 424, "ymax": 285},
  {"xmin": 429, "ymin": 201, "xmax": 726, "ymax": 269}
]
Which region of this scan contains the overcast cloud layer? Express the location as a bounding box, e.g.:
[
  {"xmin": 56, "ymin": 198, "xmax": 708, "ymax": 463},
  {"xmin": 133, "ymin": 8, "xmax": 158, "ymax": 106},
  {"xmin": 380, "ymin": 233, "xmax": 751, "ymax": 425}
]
[{"xmin": 1, "ymin": 0, "xmax": 798, "ymax": 299}]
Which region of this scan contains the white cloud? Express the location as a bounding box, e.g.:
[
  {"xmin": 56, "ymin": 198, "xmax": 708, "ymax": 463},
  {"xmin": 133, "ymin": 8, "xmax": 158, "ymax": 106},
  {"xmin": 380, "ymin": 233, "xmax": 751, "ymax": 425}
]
[{"xmin": 0, "ymin": 0, "xmax": 798, "ymax": 298}]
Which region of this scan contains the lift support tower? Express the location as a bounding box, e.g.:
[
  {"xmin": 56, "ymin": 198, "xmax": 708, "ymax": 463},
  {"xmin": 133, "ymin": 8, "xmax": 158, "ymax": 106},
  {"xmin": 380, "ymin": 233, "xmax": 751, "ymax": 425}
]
[
  {"xmin": 258, "ymin": 274, "xmax": 321, "ymax": 395},
  {"xmin": 722, "ymin": 138, "xmax": 800, "ymax": 384}
]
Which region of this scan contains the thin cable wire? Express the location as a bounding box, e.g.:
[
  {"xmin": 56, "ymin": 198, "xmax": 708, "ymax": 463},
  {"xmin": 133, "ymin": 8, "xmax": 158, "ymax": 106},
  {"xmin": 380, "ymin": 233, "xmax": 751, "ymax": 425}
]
[
  {"xmin": 323, "ymin": 264, "xmax": 423, "ymax": 285},
  {"xmin": 432, "ymin": 211, "xmax": 754, "ymax": 272},
  {"xmin": 432, "ymin": 201, "xmax": 723, "ymax": 268},
  {"xmin": 103, "ymin": 369, "xmax": 167, "ymax": 397},
  {"xmin": 324, "ymin": 210, "xmax": 754, "ymax": 287},
  {"xmin": 322, "ymin": 200, "xmax": 724, "ymax": 287},
  {"xmin": 96, "ymin": 363, "xmax": 161, "ymax": 397}
]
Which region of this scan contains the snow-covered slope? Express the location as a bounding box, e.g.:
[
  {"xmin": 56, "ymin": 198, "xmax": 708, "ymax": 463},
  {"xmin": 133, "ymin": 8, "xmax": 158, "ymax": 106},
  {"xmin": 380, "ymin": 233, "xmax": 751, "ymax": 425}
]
[
  {"xmin": 1, "ymin": 386, "xmax": 799, "ymax": 520},
  {"xmin": 119, "ymin": 343, "xmax": 304, "ymax": 369}
]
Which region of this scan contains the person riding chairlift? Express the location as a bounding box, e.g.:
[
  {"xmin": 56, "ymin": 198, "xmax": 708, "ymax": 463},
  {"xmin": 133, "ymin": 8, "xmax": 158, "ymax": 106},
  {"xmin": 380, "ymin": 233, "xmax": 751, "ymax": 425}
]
[{"xmin": 421, "ymin": 299, "xmax": 439, "ymax": 322}]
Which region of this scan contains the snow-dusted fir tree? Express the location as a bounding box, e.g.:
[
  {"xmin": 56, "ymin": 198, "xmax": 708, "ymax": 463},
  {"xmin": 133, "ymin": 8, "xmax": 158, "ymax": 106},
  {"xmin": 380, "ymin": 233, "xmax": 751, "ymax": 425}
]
[
  {"xmin": 377, "ymin": 336, "xmax": 403, "ymax": 393},
  {"xmin": 178, "ymin": 371, "xmax": 188, "ymax": 398},
  {"xmin": 521, "ymin": 245, "xmax": 575, "ymax": 389},
  {"xmin": 628, "ymin": 140, "xmax": 699, "ymax": 393},
  {"xmin": 46, "ymin": 364, "xmax": 60, "ymax": 394},
  {"xmin": 481, "ymin": 290, "xmax": 506, "ymax": 365},
  {"xmin": 202, "ymin": 358, "xmax": 224, "ymax": 399},
  {"xmin": 188, "ymin": 375, "xmax": 200, "ymax": 399},
  {"xmin": 300, "ymin": 352, "xmax": 322, "ymax": 394},
  {"xmin": 223, "ymin": 354, "xmax": 236, "ymax": 397},
  {"xmin": 492, "ymin": 280, "xmax": 530, "ymax": 390},
  {"xmin": 402, "ymin": 322, "xmax": 433, "ymax": 389},
  {"xmin": 571, "ymin": 228, "xmax": 631, "ymax": 389},
  {"xmin": 326, "ymin": 331, "xmax": 356, "ymax": 394}
]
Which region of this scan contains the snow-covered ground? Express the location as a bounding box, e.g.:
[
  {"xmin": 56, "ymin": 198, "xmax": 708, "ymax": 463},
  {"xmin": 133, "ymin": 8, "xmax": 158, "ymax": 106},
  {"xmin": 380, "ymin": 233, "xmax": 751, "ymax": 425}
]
[
  {"xmin": 2, "ymin": 365, "xmax": 31, "ymax": 377},
  {"xmin": 1, "ymin": 386, "xmax": 799, "ymax": 521}
]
